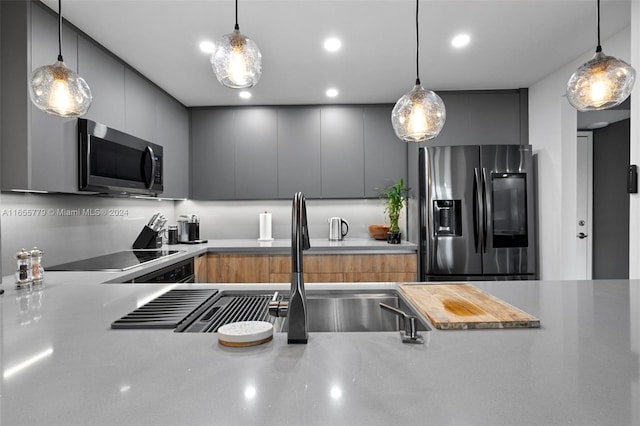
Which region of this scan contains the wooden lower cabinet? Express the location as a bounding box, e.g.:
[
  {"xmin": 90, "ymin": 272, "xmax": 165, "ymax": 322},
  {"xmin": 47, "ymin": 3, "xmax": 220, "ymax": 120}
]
[
  {"xmin": 207, "ymin": 254, "xmax": 270, "ymax": 283},
  {"xmin": 205, "ymin": 253, "xmax": 417, "ymax": 283},
  {"xmin": 194, "ymin": 254, "xmax": 208, "ymax": 283}
]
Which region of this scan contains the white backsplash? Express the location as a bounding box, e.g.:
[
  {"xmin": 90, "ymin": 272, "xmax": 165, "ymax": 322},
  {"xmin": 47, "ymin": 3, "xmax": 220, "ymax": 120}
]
[
  {"xmin": 174, "ymin": 198, "xmax": 402, "ymax": 241},
  {"xmin": 0, "ymin": 193, "xmax": 405, "ymax": 276},
  {"xmin": 0, "ymin": 192, "xmax": 175, "ymax": 273}
]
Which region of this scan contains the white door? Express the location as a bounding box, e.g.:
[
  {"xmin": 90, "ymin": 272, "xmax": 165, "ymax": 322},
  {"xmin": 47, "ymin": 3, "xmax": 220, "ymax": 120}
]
[{"xmin": 576, "ymin": 131, "xmax": 593, "ymax": 279}]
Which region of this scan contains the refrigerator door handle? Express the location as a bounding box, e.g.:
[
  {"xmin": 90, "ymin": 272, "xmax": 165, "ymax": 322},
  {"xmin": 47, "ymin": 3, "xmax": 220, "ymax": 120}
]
[
  {"xmin": 482, "ymin": 168, "xmax": 490, "ymax": 253},
  {"xmin": 473, "ymin": 168, "xmax": 483, "ymax": 253}
]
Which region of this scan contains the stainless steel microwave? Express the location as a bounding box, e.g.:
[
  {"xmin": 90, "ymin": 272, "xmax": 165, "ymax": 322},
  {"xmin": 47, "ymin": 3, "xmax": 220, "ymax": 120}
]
[{"xmin": 78, "ymin": 119, "xmax": 163, "ymax": 196}]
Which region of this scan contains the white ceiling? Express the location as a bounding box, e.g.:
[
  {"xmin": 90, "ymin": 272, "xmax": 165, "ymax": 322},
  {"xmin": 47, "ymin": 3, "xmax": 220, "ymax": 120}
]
[{"xmin": 40, "ymin": 0, "xmax": 632, "ymax": 108}]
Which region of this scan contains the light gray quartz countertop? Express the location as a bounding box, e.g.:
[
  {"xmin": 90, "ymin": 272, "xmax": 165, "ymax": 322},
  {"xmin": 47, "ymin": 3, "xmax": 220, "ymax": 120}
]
[
  {"xmin": 1, "ymin": 238, "xmax": 417, "ymax": 286},
  {"xmin": 1, "ymin": 279, "xmax": 639, "ymax": 425}
]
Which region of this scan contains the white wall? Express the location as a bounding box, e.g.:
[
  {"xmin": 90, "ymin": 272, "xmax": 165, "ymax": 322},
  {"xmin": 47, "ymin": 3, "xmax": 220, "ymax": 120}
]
[{"xmin": 529, "ymin": 26, "xmax": 632, "ymax": 279}]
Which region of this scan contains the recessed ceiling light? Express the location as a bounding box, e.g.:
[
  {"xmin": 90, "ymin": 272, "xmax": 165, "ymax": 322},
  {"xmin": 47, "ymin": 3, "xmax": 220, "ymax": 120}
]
[
  {"xmin": 239, "ymin": 91, "xmax": 252, "ymax": 99},
  {"xmin": 326, "ymin": 88, "xmax": 339, "ymax": 98},
  {"xmin": 324, "ymin": 38, "xmax": 342, "ymax": 52},
  {"xmin": 451, "ymin": 34, "xmax": 470, "ymax": 48},
  {"xmin": 199, "ymin": 41, "xmax": 216, "ymax": 54}
]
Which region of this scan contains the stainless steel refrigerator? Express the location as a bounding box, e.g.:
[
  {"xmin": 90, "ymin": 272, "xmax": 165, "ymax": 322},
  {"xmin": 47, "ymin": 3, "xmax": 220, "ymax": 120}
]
[{"xmin": 419, "ymin": 145, "xmax": 537, "ymax": 281}]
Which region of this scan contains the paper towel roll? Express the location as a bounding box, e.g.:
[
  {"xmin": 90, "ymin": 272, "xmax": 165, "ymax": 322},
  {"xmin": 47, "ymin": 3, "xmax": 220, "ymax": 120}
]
[{"xmin": 259, "ymin": 212, "xmax": 273, "ymax": 240}]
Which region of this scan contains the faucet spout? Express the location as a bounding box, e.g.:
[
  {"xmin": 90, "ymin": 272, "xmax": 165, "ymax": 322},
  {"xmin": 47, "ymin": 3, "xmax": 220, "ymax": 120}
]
[{"xmin": 288, "ymin": 192, "xmax": 310, "ymax": 344}]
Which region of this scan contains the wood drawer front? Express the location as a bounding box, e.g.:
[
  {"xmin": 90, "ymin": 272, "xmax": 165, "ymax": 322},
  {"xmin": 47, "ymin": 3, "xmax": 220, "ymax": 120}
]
[
  {"xmin": 342, "ymin": 254, "xmax": 417, "ymax": 273},
  {"xmin": 270, "ymin": 254, "xmax": 343, "ymax": 273},
  {"xmin": 207, "ymin": 254, "xmax": 269, "ymax": 283},
  {"xmin": 344, "ymin": 272, "xmax": 417, "ymax": 282},
  {"xmin": 270, "ymin": 273, "xmax": 344, "ymax": 283}
]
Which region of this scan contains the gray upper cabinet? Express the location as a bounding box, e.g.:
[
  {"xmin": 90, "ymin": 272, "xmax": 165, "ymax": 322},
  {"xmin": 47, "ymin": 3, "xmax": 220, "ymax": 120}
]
[
  {"xmin": 363, "ymin": 106, "xmax": 407, "ymax": 197},
  {"xmin": 1, "ymin": 1, "xmax": 189, "ymax": 196},
  {"xmin": 235, "ymin": 108, "xmax": 278, "ymax": 199},
  {"xmin": 432, "ymin": 90, "xmax": 523, "ymax": 146},
  {"xmin": 29, "ymin": 4, "xmax": 79, "ymax": 192},
  {"xmin": 125, "ymin": 68, "xmax": 156, "ymax": 142},
  {"xmin": 320, "ymin": 107, "xmax": 365, "ymax": 198},
  {"xmin": 156, "ymin": 93, "xmax": 189, "ymax": 199},
  {"xmin": 1, "ymin": 1, "xmax": 80, "ymax": 192},
  {"xmin": 191, "ymin": 109, "xmax": 236, "ymax": 200},
  {"xmin": 78, "ymin": 36, "xmax": 125, "ymax": 131},
  {"xmin": 277, "ymin": 108, "xmax": 322, "ymax": 198}
]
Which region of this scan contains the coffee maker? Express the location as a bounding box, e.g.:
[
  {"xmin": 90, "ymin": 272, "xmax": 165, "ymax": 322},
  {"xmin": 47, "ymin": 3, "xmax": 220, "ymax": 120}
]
[{"xmin": 177, "ymin": 214, "xmax": 202, "ymax": 243}]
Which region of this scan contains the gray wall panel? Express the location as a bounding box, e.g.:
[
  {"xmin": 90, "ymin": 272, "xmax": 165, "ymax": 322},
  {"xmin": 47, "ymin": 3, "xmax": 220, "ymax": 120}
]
[{"xmin": 593, "ymin": 119, "xmax": 630, "ymax": 279}]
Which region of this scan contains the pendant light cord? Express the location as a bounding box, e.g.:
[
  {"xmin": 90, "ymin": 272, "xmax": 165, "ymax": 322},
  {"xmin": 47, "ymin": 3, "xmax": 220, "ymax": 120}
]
[
  {"xmin": 596, "ymin": 0, "xmax": 602, "ymax": 53},
  {"xmin": 57, "ymin": 0, "xmax": 63, "ymax": 61},
  {"xmin": 415, "ymin": 0, "xmax": 421, "ymax": 85},
  {"xmin": 234, "ymin": 0, "xmax": 239, "ymax": 31}
]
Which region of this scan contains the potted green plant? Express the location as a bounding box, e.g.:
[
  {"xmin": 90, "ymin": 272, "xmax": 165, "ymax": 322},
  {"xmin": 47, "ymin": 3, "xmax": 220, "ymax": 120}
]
[{"xmin": 380, "ymin": 178, "xmax": 410, "ymax": 244}]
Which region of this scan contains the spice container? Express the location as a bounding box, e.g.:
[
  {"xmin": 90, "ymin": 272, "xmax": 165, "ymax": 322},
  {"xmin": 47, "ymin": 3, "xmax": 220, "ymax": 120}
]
[
  {"xmin": 15, "ymin": 248, "xmax": 31, "ymax": 287},
  {"xmin": 30, "ymin": 247, "xmax": 44, "ymax": 285}
]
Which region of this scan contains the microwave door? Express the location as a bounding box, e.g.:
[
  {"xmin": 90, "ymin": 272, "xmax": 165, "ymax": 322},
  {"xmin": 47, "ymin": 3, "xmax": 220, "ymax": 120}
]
[{"xmin": 142, "ymin": 146, "xmax": 156, "ymax": 190}]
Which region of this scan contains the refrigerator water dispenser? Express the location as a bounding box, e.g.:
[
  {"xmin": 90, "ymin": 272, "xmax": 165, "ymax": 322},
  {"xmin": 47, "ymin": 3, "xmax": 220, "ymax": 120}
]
[{"xmin": 433, "ymin": 200, "xmax": 462, "ymax": 236}]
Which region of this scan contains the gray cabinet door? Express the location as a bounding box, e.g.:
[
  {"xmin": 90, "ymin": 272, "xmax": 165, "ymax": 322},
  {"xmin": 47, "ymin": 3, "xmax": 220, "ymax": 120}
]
[
  {"xmin": 429, "ymin": 92, "xmax": 470, "ymax": 146},
  {"xmin": 125, "ymin": 68, "xmax": 156, "ymax": 142},
  {"xmin": 156, "ymin": 93, "xmax": 189, "ymax": 199},
  {"xmin": 191, "ymin": 109, "xmax": 236, "ymax": 200},
  {"xmin": 235, "ymin": 108, "xmax": 278, "ymax": 199},
  {"xmin": 363, "ymin": 106, "xmax": 407, "ymax": 197},
  {"xmin": 277, "ymin": 108, "xmax": 321, "ymax": 198},
  {"xmin": 320, "ymin": 107, "xmax": 365, "ymax": 197},
  {"xmin": 432, "ymin": 91, "xmax": 522, "ymax": 146},
  {"xmin": 29, "ymin": 5, "xmax": 79, "ymax": 192},
  {"xmin": 466, "ymin": 92, "xmax": 521, "ymax": 145},
  {"xmin": 78, "ymin": 36, "xmax": 125, "ymax": 130}
]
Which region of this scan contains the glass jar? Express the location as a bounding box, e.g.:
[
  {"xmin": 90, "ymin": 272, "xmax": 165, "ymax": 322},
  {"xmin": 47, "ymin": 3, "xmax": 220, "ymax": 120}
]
[
  {"xmin": 15, "ymin": 248, "xmax": 31, "ymax": 287},
  {"xmin": 30, "ymin": 247, "xmax": 44, "ymax": 285}
]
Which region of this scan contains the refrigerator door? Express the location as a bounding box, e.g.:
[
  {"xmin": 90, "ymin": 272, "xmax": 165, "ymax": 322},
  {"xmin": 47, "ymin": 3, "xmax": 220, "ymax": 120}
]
[
  {"xmin": 420, "ymin": 146, "xmax": 482, "ymax": 277},
  {"xmin": 480, "ymin": 145, "xmax": 536, "ymax": 276}
]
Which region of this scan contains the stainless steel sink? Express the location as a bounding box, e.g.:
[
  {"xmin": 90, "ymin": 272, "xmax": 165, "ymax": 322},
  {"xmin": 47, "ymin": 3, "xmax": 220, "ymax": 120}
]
[
  {"xmin": 281, "ymin": 290, "xmax": 430, "ymax": 332},
  {"xmin": 175, "ymin": 289, "xmax": 430, "ymax": 333}
]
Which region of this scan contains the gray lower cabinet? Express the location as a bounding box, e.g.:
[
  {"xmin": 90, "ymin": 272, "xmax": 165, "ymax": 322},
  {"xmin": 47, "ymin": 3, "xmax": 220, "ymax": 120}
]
[
  {"xmin": 277, "ymin": 108, "xmax": 322, "ymax": 198},
  {"xmin": 78, "ymin": 36, "xmax": 125, "ymax": 131},
  {"xmin": 191, "ymin": 109, "xmax": 236, "ymax": 200},
  {"xmin": 156, "ymin": 93, "xmax": 189, "ymax": 199},
  {"xmin": 363, "ymin": 106, "xmax": 408, "ymax": 197},
  {"xmin": 320, "ymin": 107, "xmax": 365, "ymax": 197},
  {"xmin": 235, "ymin": 108, "xmax": 278, "ymax": 199}
]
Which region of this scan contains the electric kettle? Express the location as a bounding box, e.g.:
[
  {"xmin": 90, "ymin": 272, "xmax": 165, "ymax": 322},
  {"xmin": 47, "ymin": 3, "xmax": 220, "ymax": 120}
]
[{"xmin": 328, "ymin": 217, "xmax": 349, "ymax": 241}]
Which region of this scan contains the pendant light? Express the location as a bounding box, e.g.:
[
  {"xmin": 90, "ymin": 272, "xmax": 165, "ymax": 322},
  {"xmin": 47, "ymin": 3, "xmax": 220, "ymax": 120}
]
[
  {"xmin": 211, "ymin": 0, "xmax": 262, "ymax": 89},
  {"xmin": 391, "ymin": 0, "xmax": 445, "ymax": 142},
  {"xmin": 29, "ymin": 0, "xmax": 92, "ymax": 118},
  {"xmin": 566, "ymin": 0, "xmax": 635, "ymax": 111}
]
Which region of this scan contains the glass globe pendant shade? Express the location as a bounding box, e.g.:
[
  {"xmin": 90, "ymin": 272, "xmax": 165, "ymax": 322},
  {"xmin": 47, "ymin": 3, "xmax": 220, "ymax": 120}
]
[
  {"xmin": 211, "ymin": 29, "xmax": 262, "ymax": 89},
  {"xmin": 566, "ymin": 50, "xmax": 636, "ymax": 112},
  {"xmin": 391, "ymin": 84, "xmax": 446, "ymax": 142},
  {"xmin": 29, "ymin": 60, "xmax": 92, "ymax": 117}
]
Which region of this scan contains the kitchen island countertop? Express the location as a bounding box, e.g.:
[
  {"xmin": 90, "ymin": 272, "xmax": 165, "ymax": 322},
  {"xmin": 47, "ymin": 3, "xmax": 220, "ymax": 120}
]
[{"xmin": 1, "ymin": 279, "xmax": 639, "ymax": 425}]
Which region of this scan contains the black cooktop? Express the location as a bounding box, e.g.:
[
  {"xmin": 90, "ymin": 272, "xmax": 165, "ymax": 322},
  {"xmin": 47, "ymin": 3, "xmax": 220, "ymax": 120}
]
[{"xmin": 47, "ymin": 249, "xmax": 183, "ymax": 272}]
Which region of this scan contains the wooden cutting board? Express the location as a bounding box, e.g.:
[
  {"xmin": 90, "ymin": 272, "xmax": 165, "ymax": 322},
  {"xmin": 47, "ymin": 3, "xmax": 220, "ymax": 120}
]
[{"xmin": 399, "ymin": 283, "xmax": 540, "ymax": 330}]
